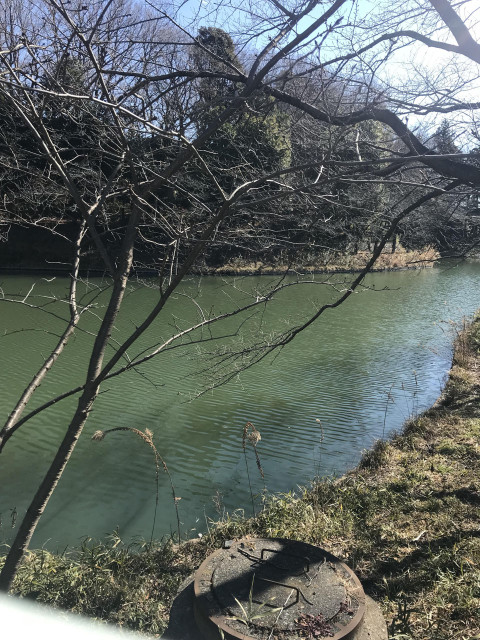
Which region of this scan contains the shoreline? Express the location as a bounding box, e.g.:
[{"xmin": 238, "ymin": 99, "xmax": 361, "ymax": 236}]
[
  {"xmin": 0, "ymin": 244, "xmax": 440, "ymax": 278},
  {"xmin": 4, "ymin": 313, "xmax": 480, "ymax": 638},
  {"xmin": 199, "ymin": 263, "xmax": 434, "ymax": 276},
  {"xmin": 0, "ymin": 263, "xmax": 434, "ymax": 278}
]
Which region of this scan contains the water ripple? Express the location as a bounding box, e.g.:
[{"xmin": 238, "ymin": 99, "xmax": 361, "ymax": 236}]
[{"xmin": 0, "ymin": 263, "xmax": 478, "ymax": 548}]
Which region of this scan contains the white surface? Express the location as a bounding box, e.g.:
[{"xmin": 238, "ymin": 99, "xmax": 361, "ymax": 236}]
[{"xmin": 0, "ymin": 595, "xmax": 152, "ymax": 640}]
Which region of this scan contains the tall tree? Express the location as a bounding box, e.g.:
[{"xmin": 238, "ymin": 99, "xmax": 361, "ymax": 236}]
[{"xmin": 433, "ymin": 119, "xmax": 460, "ymax": 156}]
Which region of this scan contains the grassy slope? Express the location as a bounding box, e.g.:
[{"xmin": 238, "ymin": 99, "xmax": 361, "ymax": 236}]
[{"xmin": 3, "ymin": 318, "xmax": 480, "ymax": 639}]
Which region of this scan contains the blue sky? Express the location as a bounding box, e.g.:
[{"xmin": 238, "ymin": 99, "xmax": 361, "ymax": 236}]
[{"xmin": 166, "ymin": 0, "xmax": 479, "ymax": 143}]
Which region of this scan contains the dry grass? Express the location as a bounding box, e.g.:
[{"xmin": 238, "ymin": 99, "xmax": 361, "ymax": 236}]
[
  {"xmin": 319, "ymin": 245, "xmax": 439, "ymax": 272},
  {"xmin": 214, "ymin": 245, "xmax": 439, "ymax": 275}
]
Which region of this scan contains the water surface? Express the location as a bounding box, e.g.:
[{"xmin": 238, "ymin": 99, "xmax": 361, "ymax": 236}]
[{"xmin": 0, "ymin": 262, "xmax": 478, "ymax": 548}]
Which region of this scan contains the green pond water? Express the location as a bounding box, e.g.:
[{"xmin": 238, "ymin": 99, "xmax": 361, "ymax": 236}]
[{"xmin": 0, "ymin": 262, "xmax": 479, "ymax": 549}]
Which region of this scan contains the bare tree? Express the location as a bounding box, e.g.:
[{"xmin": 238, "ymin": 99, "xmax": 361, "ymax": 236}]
[{"xmin": 0, "ymin": 0, "xmax": 480, "ymax": 592}]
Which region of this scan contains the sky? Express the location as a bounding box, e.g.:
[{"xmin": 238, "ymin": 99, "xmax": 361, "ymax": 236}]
[{"xmin": 167, "ymin": 0, "xmax": 479, "ymax": 142}]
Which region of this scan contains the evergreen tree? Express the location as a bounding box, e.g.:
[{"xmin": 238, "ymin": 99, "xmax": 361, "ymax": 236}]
[
  {"xmin": 193, "ymin": 28, "xmax": 291, "ymax": 186},
  {"xmin": 432, "ymin": 119, "xmax": 460, "ymax": 155}
]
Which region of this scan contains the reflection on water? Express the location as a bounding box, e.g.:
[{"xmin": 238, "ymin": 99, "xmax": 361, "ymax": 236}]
[{"xmin": 0, "ymin": 261, "xmax": 478, "ymax": 549}]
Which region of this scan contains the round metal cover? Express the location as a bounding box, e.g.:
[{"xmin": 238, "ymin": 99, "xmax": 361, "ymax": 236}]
[{"xmin": 194, "ymin": 538, "xmax": 365, "ymax": 640}]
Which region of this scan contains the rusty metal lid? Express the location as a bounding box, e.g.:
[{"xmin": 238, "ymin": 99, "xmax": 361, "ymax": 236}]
[{"xmin": 193, "ymin": 538, "xmax": 365, "ymax": 640}]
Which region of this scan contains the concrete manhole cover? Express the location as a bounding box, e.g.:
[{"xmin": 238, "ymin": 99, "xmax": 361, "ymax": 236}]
[{"xmin": 193, "ymin": 538, "xmax": 366, "ymax": 640}]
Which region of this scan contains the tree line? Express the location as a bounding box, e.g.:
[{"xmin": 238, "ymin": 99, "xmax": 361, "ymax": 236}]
[{"xmin": 1, "ymin": 4, "xmax": 478, "ymax": 272}]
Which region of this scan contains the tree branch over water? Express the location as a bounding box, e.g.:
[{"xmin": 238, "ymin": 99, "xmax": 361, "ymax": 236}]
[{"xmin": 0, "ymin": 0, "xmax": 479, "ymax": 591}]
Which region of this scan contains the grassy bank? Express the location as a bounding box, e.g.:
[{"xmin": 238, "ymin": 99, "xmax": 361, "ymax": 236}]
[
  {"xmin": 2, "ymin": 315, "xmax": 480, "ymax": 639},
  {"xmin": 213, "ymin": 245, "xmax": 439, "ymax": 275}
]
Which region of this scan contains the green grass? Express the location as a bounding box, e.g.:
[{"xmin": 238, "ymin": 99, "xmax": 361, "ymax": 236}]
[{"xmin": 2, "ymin": 317, "xmax": 480, "ymax": 639}]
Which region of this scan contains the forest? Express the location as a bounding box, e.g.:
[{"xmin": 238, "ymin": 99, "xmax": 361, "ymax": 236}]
[{"xmin": 1, "ymin": 0, "xmax": 479, "ymax": 274}]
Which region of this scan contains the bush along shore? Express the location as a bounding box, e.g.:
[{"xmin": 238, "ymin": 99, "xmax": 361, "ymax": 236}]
[{"xmin": 2, "ymin": 315, "xmax": 480, "ymax": 639}]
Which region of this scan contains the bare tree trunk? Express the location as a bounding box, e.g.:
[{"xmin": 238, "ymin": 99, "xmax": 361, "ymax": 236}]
[
  {"xmin": 0, "ymin": 215, "xmax": 136, "ymax": 592},
  {"xmin": 0, "ymin": 389, "xmax": 96, "ymax": 591},
  {"xmin": 392, "ymin": 234, "xmax": 397, "ymax": 254}
]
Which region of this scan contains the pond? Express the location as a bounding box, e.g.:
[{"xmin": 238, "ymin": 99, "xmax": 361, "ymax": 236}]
[{"xmin": 0, "ymin": 261, "xmax": 479, "ymax": 549}]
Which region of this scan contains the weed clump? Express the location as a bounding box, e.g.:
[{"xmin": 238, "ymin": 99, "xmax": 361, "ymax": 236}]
[{"xmin": 358, "ymin": 439, "xmax": 389, "ymax": 470}]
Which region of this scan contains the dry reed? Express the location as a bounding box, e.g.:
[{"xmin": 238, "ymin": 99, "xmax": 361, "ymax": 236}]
[{"xmin": 92, "ymin": 426, "xmax": 181, "ymax": 542}]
